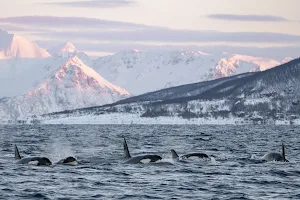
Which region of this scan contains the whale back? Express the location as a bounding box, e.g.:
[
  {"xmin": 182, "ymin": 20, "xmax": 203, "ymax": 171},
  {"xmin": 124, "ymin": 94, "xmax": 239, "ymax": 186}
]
[
  {"xmin": 183, "ymin": 153, "xmax": 209, "ymax": 159},
  {"xmin": 170, "ymin": 149, "xmax": 179, "ymax": 159},
  {"xmin": 261, "ymin": 152, "xmax": 282, "ymax": 161},
  {"xmin": 123, "ymin": 138, "xmax": 131, "ymax": 159},
  {"xmin": 17, "ymin": 157, "xmax": 52, "ymax": 166},
  {"xmin": 14, "ymin": 144, "xmax": 21, "ymax": 160},
  {"xmin": 57, "ymin": 156, "xmax": 78, "ymax": 166},
  {"xmin": 125, "ymin": 155, "xmax": 162, "ymax": 164},
  {"xmin": 37, "ymin": 157, "xmax": 52, "ymax": 166},
  {"xmin": 261, "ymin": 143, "xmax": 288, "ymax": 162}
]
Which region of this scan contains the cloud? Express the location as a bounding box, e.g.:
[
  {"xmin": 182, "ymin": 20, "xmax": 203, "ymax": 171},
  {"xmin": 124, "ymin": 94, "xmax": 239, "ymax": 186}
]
[
  {"xmin": 0, "ymin": 16, "xmax": 153, "ymax": 29},
  {"xmin": 42, "ymin": 0, "xmax": 136, "ymax": 8},
  {"xmin": 37, "ymin": 29, "xmax": 300, "ymax": 44},
  {"xmin": 2, "ymin": 16, "xmax": 300, "ymax": 48},
  {"xmin": 207, "ymin": 14, "xmax": 289, "ymax": 22},
  {"xmin": 0, "ymin": 24, "xmax": 29, "ymax": 32}
]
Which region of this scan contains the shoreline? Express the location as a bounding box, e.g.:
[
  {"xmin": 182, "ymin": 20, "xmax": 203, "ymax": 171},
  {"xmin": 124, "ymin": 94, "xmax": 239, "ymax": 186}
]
[{"xmin": 1, "ymin": 113, "xmax": 296, "ymax": 125}]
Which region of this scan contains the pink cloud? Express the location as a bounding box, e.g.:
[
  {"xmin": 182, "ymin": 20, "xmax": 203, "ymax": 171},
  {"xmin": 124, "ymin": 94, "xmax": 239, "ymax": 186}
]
[
  {"xmin": 207, "ymin": 14, "xmax": 290, "ymax": 22},
  {"xmin": 43, "ymin": 0, "xmax": 136, "ymax": 8},
  {"xmin": 0, "ymin": 16, "xmax": 152, "ymax": 29}
]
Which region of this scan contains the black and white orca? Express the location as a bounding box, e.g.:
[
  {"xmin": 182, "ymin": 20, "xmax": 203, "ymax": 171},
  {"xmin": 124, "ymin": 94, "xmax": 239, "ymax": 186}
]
[
  {"xmin": 56, "ymin": 156, "xmax": 78, "ymax": 166},
  {"xmin": 170, "ymin": 149, "xmax": 209, "ymax": 160},
  {"xmin": 14, "ymin": 144, "xmax": 52, "ymax": 166},
  {"xmin": 261, "ymin": 143, "xmax": 289, "ymax": 162},
  {"xmin": 123, "ymin": 138, "xmax": 162, "ymax": 164}
]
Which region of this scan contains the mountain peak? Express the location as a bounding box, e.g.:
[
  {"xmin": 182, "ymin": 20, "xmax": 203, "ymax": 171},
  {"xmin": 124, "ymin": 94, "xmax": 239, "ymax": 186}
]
[
  {"xmin": 0, "ymin": 31, "xmax": 50, "ymax": 59},
  {"xmin": 0, "ymin": 56, "xmax": 131, "ymax": 119},
  {"xmin": 212, "ymin": 54, "xmax": 281, "ymax": 79},
  {"xmin": 178, "ymin": 50, "xmax": 210, "ymax": 56},
  {"xmin": 59, "ymin": 42, "xmax": 77, "ymax": 52},
  {"xmin": 57, "ymin": 56, "xmax": 130, "ymax": 96},
  {"xmin": 48, "ymin": 42, "xmax": 77, "ymax": 57}
]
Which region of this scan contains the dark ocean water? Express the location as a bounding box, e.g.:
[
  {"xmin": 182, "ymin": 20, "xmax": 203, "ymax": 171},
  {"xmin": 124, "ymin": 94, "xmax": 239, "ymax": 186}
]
[{"xmin": 0, "ymin": 125, "xmax": 299, "ymax": 200}]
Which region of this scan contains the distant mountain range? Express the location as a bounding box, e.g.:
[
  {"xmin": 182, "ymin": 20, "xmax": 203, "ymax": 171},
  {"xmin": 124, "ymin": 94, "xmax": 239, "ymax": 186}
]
[
  {"xmin": 0, "ymin": 31, "xmax": 131, "ymax": 120},
  {"xmin": 0, "ymin": 29, "xmax": 298, "ymax": 123},
  {"xmin": 92, "ymin": 50, "xmax": 282, "ymax": 95},
  {"xmin": 37, "ymin": 58, "xmax": 300, "ymax": 125}
]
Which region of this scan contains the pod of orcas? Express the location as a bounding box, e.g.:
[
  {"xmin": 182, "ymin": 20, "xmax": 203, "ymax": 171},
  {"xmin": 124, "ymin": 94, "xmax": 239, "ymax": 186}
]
[
  {"xmin": 14, "ymin": 144, "xmax": 78, "ymax": 166},
  {"xmin": 122, "ymin": 138, "xmax": 289, "ymax": 164},
  {"xmin": 14, "ymin": 140, "xmax": 289, "ymax": 166}
]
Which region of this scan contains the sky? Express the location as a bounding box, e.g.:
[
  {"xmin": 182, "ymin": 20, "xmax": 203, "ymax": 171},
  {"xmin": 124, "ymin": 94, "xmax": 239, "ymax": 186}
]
[{"xmin": 0, "ymin": 0, "xmax": 300, "ymax": 57}]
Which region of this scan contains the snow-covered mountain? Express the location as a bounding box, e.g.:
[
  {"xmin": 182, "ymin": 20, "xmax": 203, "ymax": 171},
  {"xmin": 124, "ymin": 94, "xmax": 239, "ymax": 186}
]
[
  {"xmin": 212, "ymin": 54, "xmax": 280, "ymax": 79},
  {"xmin": 0, "ymin": 56, "xmax": 130, "ymax": 120},
  {"xmin": 0, "ymin": 30, "xmax": 50, "ymax": 59},
  {"xmin": 0, "ymin": 30, "xmax": 296, "ymax": 123},
  {"xmin": 47, "ymin": 42, "xmax": 77, "ymax": 57},
  {"xmin": 37, "ymin": 58, "xmax": 300, "ymax": 125},
  {"xmin": 47, "ymin": 42, "xmax": 91, "ymax": 65},
  {"xmin": 92, "ymin": 50, "xmax": 281, "ymax": 95},
  {"xmin": 0, "ymin": 57, "xmax": 70, "ymax": 98}
]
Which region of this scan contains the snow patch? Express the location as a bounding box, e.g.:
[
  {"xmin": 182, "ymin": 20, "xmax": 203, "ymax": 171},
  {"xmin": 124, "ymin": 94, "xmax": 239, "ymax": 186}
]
[{"xmin": 41, "ymin": 113, "xmax": 239, "ymax": 125}]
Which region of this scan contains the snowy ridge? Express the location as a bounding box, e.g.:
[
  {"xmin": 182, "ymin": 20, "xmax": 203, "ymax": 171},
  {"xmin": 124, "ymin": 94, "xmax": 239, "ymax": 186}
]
[
  {"xmin": 213, "ymin": 54, "xmax": 280, "ymax": 79},
  {"xmin": 58, "ymin": 56, "xmax": 130, "ymax": 96},
  {"xmin": 34, "ymin": 58, "xmax": 300, "ymax": 125},
  {"xmin": 93, "ymin": 50, "xmax": 281, "ymax": 95},
  {"xmin": 0, "ymin": 56, "xmax": 131, "ymax": 120},
  {"xmin": 0, "ymin": 57, "xmax": 68, "ymax": 98},
  {"xmin": 0, "ymin": 30, "xmax": 296, "ymax": 124},
  {"xmin": 0, "ymin": 30, "xmax": 50, "ymax": 59}
]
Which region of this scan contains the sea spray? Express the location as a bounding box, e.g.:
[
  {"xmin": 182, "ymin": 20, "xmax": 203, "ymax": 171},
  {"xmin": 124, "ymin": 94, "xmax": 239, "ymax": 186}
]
[{"xmin": 46, "ymin": 137, "xmax": 75, "ymax": 163}]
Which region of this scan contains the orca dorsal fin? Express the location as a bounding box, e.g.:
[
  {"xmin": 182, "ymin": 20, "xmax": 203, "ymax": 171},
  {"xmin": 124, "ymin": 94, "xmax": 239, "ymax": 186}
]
[
  {"xmin": 123, "ymin": 138, "xmax": 131, "ymax": 159},
  {"xmin": 281, "ymin": 142, "xmax": 286, "ymax": 161},
  {"xmin": 170, "ymin": 149, "xmax": 179, "ymax": 159},
  {"xmin": 14, "ymin": 144, "xmax": 21, "ymax": 160}
]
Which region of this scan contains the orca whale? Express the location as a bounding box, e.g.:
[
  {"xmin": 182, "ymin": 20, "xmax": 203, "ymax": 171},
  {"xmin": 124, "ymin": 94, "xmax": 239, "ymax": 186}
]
[
  {"xmin": 171, "ymin": 149, "xmax": 209, "ymax": 160},
  {"xmin": 14, "ymin": 144, "xmax": 52, "ymax": 166},
  {"xmin": 56, "ymin": 156, "xmax": 78, "ymax": 166},
  {"xmin": 123, "ymin": 138, "xmax": 162, "ymax": 164},
  {"xmin": 261, "ymin": 143, "xmax": 289, "ymax": 162}
]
